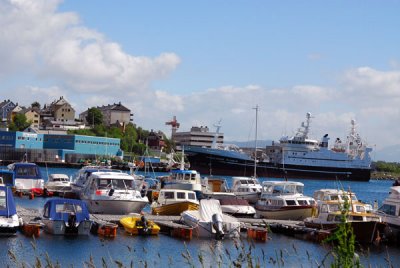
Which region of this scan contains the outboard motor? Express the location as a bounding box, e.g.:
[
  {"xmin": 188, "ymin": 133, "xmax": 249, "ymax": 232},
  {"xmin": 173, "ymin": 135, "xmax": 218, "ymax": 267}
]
[
  {"xmin": 65, "ymin": 213, "xmax": 79, "ymax": 235},
  {"xmin": 212, "ymin": 213, "xmax": 225, "ymax": 240}
]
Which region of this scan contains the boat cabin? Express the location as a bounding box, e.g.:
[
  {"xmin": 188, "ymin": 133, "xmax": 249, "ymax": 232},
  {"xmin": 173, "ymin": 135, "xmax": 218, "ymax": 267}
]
[
  {"xmin": 378, "ymin": 186, "xmax": 400, "ymax": 217},
  {"xmin": 169, "ymin": 169, "xmax": 201, "ymax": 184},
  {"xmin": 261, "ymin": 181, "xmax": 305, "ymax": 196},
  {"xmin": 313, "ymin": 189, "xmax": 358, "ymax": 202},
  {"xmin": 43, "ymin": 199, "xmax": 90, "ymax": 222},
  {"xmin": 157, "ymin": 189, "xmax": 198, "ymax": 204}
]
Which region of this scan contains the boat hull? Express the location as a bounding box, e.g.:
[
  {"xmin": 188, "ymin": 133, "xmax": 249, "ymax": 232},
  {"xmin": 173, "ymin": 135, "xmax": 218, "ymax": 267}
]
[
  {"xmin": 255, "ymin": 205, "xmax": 314, "ymax": 220},
  {"xmin": 304, "ymin": 220, "xmax": 386, "ymax": 244},
  {"xmin": 42, "ymin": 219, "xmax": 92, "ymax": 235},
  {"xmin": 120, "ymin": 216, "xmax": 160, "ymax": 235},
  {"xmin": 152, "ymin": 201, "xmax": 199, "ymax": 216},
  {"xmin": 84, "ymin": 199, "xmax": 148, "ymax": 215},
  {"xmin": 185, "ymin": 147, "xmax": 371, "ymax": 181}
]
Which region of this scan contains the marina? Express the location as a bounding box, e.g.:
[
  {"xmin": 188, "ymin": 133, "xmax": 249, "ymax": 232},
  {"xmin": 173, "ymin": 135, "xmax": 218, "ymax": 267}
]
[{"xmin": 0, "ymin": 166, "xmax": 399, "ymax": 266}]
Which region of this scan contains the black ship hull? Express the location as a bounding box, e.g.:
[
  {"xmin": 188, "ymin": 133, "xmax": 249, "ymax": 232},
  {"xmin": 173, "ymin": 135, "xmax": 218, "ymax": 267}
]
[{"xmin": 185, "ymin": 150, "xmax": 371, "ymax": 182}]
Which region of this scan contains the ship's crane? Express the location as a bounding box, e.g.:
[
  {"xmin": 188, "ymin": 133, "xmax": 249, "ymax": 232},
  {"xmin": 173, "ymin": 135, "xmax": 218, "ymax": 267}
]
[{"xmin": 166, "ymin": 116, "xmax": 180, "ymax": 137}]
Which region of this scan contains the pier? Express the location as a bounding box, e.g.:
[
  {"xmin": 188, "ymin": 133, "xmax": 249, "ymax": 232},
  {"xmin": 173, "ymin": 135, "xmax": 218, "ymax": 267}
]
[{"xmin": 17, "ymin": 206, "xmax": 328, "ymax": 242}]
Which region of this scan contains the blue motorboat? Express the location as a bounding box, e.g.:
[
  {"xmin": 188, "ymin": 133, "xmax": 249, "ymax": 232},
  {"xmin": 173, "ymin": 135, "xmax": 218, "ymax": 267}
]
[
  {"xmin": 42, "ymin": 198, "xmax": 92, "ymax": 235},
  {"xmin": 0, "ymin": 186, "xmax": 21, "ymax": 235}
]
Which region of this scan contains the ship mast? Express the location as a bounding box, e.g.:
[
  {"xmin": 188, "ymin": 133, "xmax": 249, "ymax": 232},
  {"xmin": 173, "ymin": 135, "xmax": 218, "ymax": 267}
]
[{"xmin": 253, "ymin": 105, "xmax": 259, "ymax": 178}]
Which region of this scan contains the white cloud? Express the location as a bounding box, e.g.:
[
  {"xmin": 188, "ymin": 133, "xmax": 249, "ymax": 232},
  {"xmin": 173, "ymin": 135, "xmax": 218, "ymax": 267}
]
[{"xmin": 0, "ymin": 0, "xmax": 180, "ymax": 92}]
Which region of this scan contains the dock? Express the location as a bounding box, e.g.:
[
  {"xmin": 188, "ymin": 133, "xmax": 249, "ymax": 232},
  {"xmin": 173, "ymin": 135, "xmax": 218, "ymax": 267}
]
[{"xmin": 17, "ymin": 206, "xmax": 327, "ymax": 242}]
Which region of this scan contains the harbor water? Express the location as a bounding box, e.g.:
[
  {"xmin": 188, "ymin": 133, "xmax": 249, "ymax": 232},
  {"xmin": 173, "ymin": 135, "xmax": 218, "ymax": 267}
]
[{"xmin": 1, "ymin": 166, "xmax": 399, "ymax": 267}]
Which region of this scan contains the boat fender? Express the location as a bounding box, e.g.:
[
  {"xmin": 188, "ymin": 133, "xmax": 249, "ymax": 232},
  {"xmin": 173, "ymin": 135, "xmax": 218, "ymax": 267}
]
[
  {"xmin": 108, "ymin": 188, "xmax": 115, "ymax": 196},
  {"xmin": 212, "ymin": 213, "xmax": 224, "ymax": 240}
]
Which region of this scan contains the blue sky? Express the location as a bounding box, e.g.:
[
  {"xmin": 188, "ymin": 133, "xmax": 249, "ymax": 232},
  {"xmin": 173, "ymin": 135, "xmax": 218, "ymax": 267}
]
[{"xmin": 1, "ymin": 0, "xmax": 400, "ymax": 160}]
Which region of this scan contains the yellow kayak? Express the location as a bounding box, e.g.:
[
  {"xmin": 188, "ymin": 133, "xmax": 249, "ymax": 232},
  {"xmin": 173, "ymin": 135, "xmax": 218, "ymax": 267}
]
[{"xmin": 120, "ymin": 216, "xmax": 160, "ymax": 235}]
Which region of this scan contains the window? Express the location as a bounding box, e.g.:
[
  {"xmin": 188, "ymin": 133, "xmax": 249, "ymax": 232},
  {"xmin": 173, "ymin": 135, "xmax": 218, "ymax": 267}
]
[
  {"xmin": 286, "ymin": 200, "xmax": 296, "ymax": 206},
  {"xmin": 188, "ymin": 193, "xmax": 196, "ymax": 200},
  {"xmin": 379, "ymin": 204, "xmax": 396, "ymax": 216},
  {"xmin": 164, "ymin": 192, "xmax": 174, "ymax": 199},
  {"xmin": 177, "ymin": 192, "xmax": 186, "ymax": 199}
]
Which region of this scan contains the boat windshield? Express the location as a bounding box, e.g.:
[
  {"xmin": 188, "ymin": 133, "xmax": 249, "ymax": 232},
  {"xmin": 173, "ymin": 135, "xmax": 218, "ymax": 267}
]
[
  {"xmin": 55, "ymin": 203, "xmax": 83, "ymax": 214},
  {"xmin": 16, "ymin": 166, "xmax": 39, "ymax": 177},
  {"xmin": 97, "ymin": 178, "xmax": 136, "ymax": 190},
  {"xmin": 264, "ymin": 184, "xmax": 303, "ymax": 195}
]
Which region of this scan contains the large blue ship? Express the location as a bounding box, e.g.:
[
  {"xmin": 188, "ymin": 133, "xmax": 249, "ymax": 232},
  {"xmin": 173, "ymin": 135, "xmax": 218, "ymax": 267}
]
[{"xmin": 185, "ymin": 113, "xmax": 372, "ymax": 181}]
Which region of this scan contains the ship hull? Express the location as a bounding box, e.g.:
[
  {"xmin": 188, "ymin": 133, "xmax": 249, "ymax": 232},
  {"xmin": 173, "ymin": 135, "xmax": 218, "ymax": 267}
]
[{"xmin": 185, "ymin": 147, "xmax": 371, "ymax": 181}]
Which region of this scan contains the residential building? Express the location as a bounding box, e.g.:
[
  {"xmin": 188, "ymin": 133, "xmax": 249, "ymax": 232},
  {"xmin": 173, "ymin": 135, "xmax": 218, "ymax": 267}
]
[
  {"xmin": 0, "ymin": 100, "xmax": 16, "ymax": 126},
  {"xmin": 41, "ymin": 96, "xmax": 75, "ymax": 128},
  {"xmin": 147, "ymin": 130, "xmax": 165, "ymax": 150},
  {"xmin": 79, "ymin": 102, "xmax": 133, "ymax": 127},
  {"xmin": 21, "ymin": 108, "xmax": 41, "ymax": 129}
]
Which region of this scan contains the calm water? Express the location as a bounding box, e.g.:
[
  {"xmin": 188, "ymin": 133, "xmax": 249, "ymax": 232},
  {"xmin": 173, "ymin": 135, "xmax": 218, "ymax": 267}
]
[{"xmin": 0, "ymin": 166, "xmax": 398, "ymax": 267}]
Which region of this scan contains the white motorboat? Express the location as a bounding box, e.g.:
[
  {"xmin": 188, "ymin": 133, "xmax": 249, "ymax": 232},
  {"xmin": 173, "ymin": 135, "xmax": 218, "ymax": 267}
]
[
  {"xmin": 45, "ymin": 173, "xmax": 72, "ymax": 194},
  {"xmin": 0, "ymin": 186, "xmax": 21, "ymax": 235},
  {"xmin": 79, "ymin": 171, "xmax": 148, "ymax": 214},
  {"xmin": 42, "ymin": 198, "xmax": 92, "ymax": 235},
  {"xmin": 7, "ymin": 162, "xmax": 44, "ymax": 195},
  {"xmin": 255, "ymin": 181, "xmax": 316, "ymax": 220},
  {"xmin": 219, "ymin": 198, "xmax": 256, "ymax": 218},
  {"xmin": 375, "ymin": 186, "xmax": 400, "ymax": 243},
  {"xmin": 70, "ymin": 165, "xmax": 118, "ymax": 195},
  {"xmin": 230, "ymin": 176, "xmax": 262, "ymax": 204},
  {"xmin": 181, "ymin": 199, "xmax": 241, "ymax": 240}
]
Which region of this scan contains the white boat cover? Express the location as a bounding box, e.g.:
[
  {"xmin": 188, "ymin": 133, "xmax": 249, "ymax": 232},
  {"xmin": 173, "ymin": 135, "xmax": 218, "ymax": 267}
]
[{"xmin": 199, "ymin": 199, "xmax": 223, "ymax": 222}]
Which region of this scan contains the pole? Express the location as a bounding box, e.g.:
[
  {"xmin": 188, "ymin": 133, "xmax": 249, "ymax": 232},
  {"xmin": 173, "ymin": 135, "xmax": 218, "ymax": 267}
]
[{"xmin": 253, "ymin": 105, "xmax": 258, "ymax": 178}]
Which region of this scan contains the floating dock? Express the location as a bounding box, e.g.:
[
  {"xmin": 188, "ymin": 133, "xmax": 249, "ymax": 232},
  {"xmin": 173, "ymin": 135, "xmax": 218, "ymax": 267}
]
[{"xmin": 17, "ymin": 206, "xmax": 329, "ymax": 242}]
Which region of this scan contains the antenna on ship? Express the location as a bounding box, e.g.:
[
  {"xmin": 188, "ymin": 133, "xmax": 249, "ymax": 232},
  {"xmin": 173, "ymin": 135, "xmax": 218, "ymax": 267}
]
[
  {"xmin": 212, "ymin": 119, "xmax": 222, "ymax": 149},
  {"xmin": 253, "ymin": 105, "xmax": 259, "ymax": 178}
]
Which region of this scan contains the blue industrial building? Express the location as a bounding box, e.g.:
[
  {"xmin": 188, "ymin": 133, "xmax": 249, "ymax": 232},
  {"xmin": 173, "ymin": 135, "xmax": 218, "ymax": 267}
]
[{"xmin": 0, "ymin": 131, "xmax": 122, "ymax": 163}]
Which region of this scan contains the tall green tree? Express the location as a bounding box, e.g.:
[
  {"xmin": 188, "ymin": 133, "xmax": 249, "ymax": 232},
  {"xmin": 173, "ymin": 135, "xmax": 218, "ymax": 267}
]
[
  {"xmin": 86, "ymin": 107, "xmax": 103, "ymax": 127},
  {"xmin": 9, "ymin": 114, "xmax": 31, "ymax": 131},
  {"xmin": 31, "ymin": 101, "xmax": 41, "ymax": 109}
]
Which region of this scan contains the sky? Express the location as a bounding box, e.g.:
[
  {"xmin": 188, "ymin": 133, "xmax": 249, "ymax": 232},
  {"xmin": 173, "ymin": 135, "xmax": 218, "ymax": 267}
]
[{"xmin": 1, "ymin": 0, "xmax": 400, "ymax": 161}]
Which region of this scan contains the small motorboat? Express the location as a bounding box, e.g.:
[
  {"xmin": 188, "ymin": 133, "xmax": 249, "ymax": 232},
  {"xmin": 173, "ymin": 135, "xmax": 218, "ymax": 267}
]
[
  {"xmin": 120, "ymin": 214, "xmax": 160, "ymax": 235},
  {"xmin": 230, "ymin": 176, "xmax": 262, "ymax": 204},
  {"xmin": 181, "ymin": 199, "xmax": 241, "ymax": 240},
  {"xmin": 7, "ymin": 162, "xmax": 45, "ymax": 196},
  {"xmin": 79, "ymin": 171, "xmax": 148, "ymax": 214},
  {"xmin": 42, "ymin": 198, "xmax": 92, "ymax": 235},
  {"xmin": 375, "ymin": 186, "xmax": 400, "ymax": 243},
  {"xmin": 45, "ymin": 173, "xmax": 72, "ymax": 195},
  {"xmin": 0, "ymin": 186, "xmax": 21, "ymax": 235},
  {"xmin": 151, "ymin": 189, "xmax": 199, "ymax": 216},
  {"xmin": 304, "ymin": 189, "xmax": 385, "ymax": 244},
  {"xmin": 255, "ymin": 181, "xmax": 316, "ymax": 220}
]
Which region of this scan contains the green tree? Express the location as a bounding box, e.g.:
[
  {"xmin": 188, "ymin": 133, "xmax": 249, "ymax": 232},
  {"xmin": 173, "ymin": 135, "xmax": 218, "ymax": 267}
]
[
  {"xmin": 86, "ymin": 107, "xmax": 103, "ymax": 127},
  {"xmin": 9, "ymin": 114, "xmax": 31, "ymax": 131},
  {"xmin": 31, "ymin": 101, "xmax": 41, "ymax": 109}
]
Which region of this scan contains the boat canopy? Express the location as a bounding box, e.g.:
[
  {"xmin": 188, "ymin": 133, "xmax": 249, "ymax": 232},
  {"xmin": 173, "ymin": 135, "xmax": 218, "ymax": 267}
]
[
  {"xmin": 8, "ymin": 162, "xmax": 42, "ymax": 180},
  {"xmin": 43, "ymin": 198, "xmax": 90, "ymax": 222},
  {"xmin": 0, "ymin": 186, "xmax": 17, "ymax": 217},
  {"xmin": 0, "ymin": 170, "xmax": 15, "ymax": 186},
  {"xmin": 199, "ymin": 199, "xmax": 223, "ymax": 221}
]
